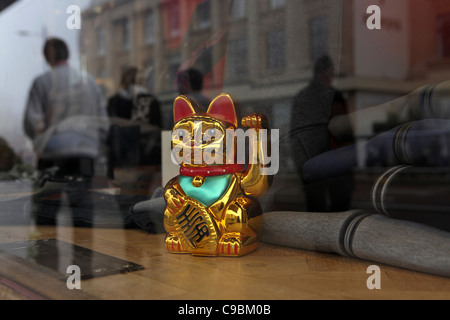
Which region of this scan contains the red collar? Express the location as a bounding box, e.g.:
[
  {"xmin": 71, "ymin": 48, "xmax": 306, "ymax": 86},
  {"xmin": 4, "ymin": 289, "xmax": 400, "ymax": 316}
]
[{"xmin": 180, "ymin": 164, "xmax": 245, "ymax": 177}]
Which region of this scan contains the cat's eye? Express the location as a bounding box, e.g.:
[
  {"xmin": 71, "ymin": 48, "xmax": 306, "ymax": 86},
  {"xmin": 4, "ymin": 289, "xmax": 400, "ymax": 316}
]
[
  {"xmin": 204, "ymin": 128, "xmax": 220, "ymax": 142},
  {"xmin": 173, "ymin": 129, "xmax": 188, "ymax": 141}
]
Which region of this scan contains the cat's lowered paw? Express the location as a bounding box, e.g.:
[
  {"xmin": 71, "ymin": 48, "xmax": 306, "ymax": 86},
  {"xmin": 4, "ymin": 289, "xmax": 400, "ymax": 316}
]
[{"xmin": 218, "ymin": 233, "xmax": 258, "ymax": 257}]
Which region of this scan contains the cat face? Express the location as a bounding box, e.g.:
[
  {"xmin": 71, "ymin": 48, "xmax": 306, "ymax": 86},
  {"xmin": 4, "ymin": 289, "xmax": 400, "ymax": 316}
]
[{"xmin": 172, "ymin": 94, "xmax": 238, "ymax": 168}]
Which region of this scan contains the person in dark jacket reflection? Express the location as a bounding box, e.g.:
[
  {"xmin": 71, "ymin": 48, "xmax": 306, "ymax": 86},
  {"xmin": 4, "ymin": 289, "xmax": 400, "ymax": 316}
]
[
  {"xmin": 176, "ymin": 68, "xmax": 211, "ymax": 111},
  {"xmin": 290, "ymin": 55, "xmax": 355, "ymax": 212}
]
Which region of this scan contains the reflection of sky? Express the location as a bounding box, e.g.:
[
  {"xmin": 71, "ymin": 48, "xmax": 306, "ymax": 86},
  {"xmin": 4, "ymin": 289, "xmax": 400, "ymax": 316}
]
[{"xmin": 0, "ymin": 0, "xmax": 91, "ymax": 161}]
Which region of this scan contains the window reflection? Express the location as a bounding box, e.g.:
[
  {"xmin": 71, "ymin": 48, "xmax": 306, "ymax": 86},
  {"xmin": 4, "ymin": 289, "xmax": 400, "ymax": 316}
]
[
  {"xmin": 1, "ymin": 0, "xmax": 450, "ymax": 230},
  {"xmin": 309, "ymin": 16, "xmax": 328, "ymax": 62},
  {"xmin": 96, "ymin": 27, "xmax": 105, "ymax": 56},
  {"xmin": 227, "ymin": 38, "xmax": 247, "ymax": 77},
  {"xmin": 231, "ymin": 0, "xmax": 246, "ymax": 20},
  {"xmin": 144, "ymin": 10, "xmax": 155, "ymax": 45},
  {"xmin": 270, "ymin": 0, "xmax": 286, "ymax": 10},
  {"xmin": 266, "ymin": 28, "xmax": 286, "ymax": 71}
]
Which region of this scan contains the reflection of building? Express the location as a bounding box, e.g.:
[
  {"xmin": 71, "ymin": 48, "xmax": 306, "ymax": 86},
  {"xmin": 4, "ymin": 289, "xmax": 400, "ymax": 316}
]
[
  {"xmin": 81, "ymin": 0, "xmax": 344, "ymax": 132},
  {"xmin": 340, "ymin": 0, "xmax": 450, "ymax": 138},
  {"xmin": 82, "ymin": 0, "xmax": 233, "ymax": 129},
  {"xmin": 80, "ymin": 0, "xmax": 450, "ymax": 211},
  {"xmin": 81, "ymin": 0, "xmax": 450, "ymax": 139}
]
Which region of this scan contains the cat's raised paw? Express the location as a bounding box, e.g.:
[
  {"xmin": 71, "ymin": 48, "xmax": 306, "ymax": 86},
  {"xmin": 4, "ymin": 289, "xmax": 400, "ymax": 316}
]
[{"xmin": 241, "ymin": 113, "xmax": 268, "ymax": 129}]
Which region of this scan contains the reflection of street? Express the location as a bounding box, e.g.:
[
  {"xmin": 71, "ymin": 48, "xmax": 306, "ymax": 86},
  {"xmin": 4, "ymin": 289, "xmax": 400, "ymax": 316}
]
[{"xmin": 0, "ymin": 165, "xmax": 161, "ymax": 228}]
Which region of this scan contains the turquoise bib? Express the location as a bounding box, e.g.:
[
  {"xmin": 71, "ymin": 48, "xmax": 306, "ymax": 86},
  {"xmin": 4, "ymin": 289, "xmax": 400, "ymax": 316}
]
[{"xmin": 178, "ymin": 175, "xmax": 232, "ymax": 207}]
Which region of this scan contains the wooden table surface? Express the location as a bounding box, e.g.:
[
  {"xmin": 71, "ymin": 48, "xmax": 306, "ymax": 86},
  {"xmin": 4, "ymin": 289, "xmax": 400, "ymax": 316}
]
[{"xmin": 0, "ymin": 224, "xmax": 450, "ymax": 300}]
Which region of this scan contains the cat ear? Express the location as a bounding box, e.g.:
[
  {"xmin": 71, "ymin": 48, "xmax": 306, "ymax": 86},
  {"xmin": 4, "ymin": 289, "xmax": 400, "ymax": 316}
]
[
  {"xmin": 206, "ymin": 94, "xmax": 238, "ymax": 127},
  {"xmin": 173, "ymin": 96, "xmax": 201, "ymax": 123}
]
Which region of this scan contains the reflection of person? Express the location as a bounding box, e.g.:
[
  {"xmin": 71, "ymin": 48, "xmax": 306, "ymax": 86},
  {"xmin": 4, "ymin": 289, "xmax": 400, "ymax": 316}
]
[
  {"xmin": 23, "ymin": 37, "xmax": 109, "ymax": 227},
  {"xmin": 176, "ymin": 68, "xmax": 211, "ymax": 110},
  {"xmin": 107, "ymin": 67, "xmax": 162, "ymax": 127},
  {"xmin": 107, "ymin": 67, "xmax": 137, "ymax": 120},
  {"xmin": 290, "ymin": 55, "xmax": 354, "ymax": 212},
  {"xmin": 107, "ymin": 67, "xmax": 162, "ymax": 166}
]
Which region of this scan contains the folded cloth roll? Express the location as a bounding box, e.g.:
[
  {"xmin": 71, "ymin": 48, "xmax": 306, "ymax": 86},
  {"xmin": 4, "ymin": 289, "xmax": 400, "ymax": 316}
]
[
  {"xmin": 367, "ymin": 166, "xmax": 450, "ymax": 231},
  {"xmin": 329, "ymin": 81, "xmax": 450, "ymax": 141},
  {"xmin": 262, "ymin": 211, "xmax": 450, "ymax": 278},
  {"xmin": 303, "ymin": 119, "xmax": 450, "ymax": 183},
  {"xmin": 127, "ymin": 188, "xmax": 166, "ymax": 233}
]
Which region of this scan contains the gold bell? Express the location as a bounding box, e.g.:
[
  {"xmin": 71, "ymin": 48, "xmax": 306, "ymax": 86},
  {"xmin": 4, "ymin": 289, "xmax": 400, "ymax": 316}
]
[{"xmin": 192, "ymin": 176, "xmax": 205, "ymax": 188}]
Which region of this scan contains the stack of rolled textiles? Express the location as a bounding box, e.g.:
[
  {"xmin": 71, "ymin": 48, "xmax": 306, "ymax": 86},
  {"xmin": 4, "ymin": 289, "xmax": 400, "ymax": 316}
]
[
  {"xmin": 303, "ymin": 118, "xmax": 450, "ymax": 183},
  {"xmin": 361, "ymin": 166, "xmax": 450, "ymax": 232},
  {"xmin": 303, "ymin": 117, "xmax": 450, "ymax": 231}
]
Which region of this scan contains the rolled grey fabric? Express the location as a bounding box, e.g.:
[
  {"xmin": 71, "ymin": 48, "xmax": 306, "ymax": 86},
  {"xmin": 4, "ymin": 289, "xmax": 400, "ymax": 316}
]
[
  {"xmin": 369, "ymin": 166, "xmax": 450, "ymax": 231},
  {"xmin": 128, "ymin": 193, "xmax": 166, "ymax": 233},
  {"xmin": 261, "ymin": 211, "xmax": 370, "ymax": 256},
  {"xmin": 303, "ymin": 119, "xmax": 450, "ymax": 183},
  {"xmin": 262, "ymin": 211, "xmax": 450, "ymax": 277},
  {"xmin": 329, "ymin": 81, "xmax": 450, "ymax": 141}
]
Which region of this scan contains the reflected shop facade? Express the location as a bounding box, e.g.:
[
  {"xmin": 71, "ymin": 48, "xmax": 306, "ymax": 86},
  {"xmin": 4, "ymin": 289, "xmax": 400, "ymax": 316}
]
[
  {"xmin": 1, "ymin": 0, "xmax": 450, "ymax": 287},
  {"xmin": 2, "ymin": 0, "xmax": 450, "ymax": 226},
  {"xmin": 82, "ymin": 0, "xmax": 450, "ymax": 218}
]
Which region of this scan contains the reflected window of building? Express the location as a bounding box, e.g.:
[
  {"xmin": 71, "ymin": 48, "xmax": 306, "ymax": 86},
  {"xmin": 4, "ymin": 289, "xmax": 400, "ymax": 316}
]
[
  {"xmin": 97, "ymin": 67, "xmax": 105, "ymax": 80},
  {"xmin": 144, "ymin": 61, "xmax": 155, "ymax": 92},
  {"xmin": 196, "ymin": 51, "xmax": 212, "ymax": 78},
  {"xmin": 228, "ymin": 38, "xmax": 248, "ymax": 77},
  {"xmin": 169, "ymin": 2, "xmax": 181, "ymax": 38},
  {"xmin": 123, "ymin": 18, "xmax": 131, "ymax": 51},
  {"xmin": 97, "ymin": 67, "xmax": 106, "ymax": 96},
  {"xmin": 267, "ymin": 28, "xmax": 286, "ymax": 70},
  {"xmin": 168, "ymin": 54, "xmax": 181, "ymax": 89},
  {"xmin": 308, "ymin": 16, "xmax": 328, "ymax": 61},
  {"xmin": 97, "ymin": 27, "xmax": 105, "ymax": 56},
  {"xmin": 270, "ymin": 0, "xmax": 286, "ymax": 9},
  {"xmin": 144, "ymin": 10, "xmax": 155, "ymax": 45},
  {"xmin": 231, "ymin": 0, "xmax": 246, "ymax": 20},
  {"xmin": 115, "ymin": 18, "xmax": 131, "ymax": 51},
  {"xmin": 437, "ymin": 13, "xmax": 450, "ymax": 59},
  {"xmin": 196, "ymin": 0, "xmax": 211, "ymax": 30}
]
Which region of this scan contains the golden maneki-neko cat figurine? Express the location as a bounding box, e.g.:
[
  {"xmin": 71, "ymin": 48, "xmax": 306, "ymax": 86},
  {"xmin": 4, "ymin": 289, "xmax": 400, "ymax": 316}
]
[{"xmin": 163, "ymin": 93, "xmax": 273, "ymax": 257}]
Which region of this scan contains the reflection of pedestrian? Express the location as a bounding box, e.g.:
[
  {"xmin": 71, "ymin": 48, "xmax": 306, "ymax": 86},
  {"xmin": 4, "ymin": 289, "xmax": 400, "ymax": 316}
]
[
  {"xmin": 107, "ymin": 67, "xmax": 162, "ymax": 166},
  {"xmin": 23, "ymin": 37, "xmax": 109, "ymax": 227},
  {"xmin": 290, "ymin": 55, "xmax": 354, "ymax": 212},
  {"xmin": 176, "ymin": 68, "xmax": 211, "ymax": 110},
  {"xmin": 107, "ymin": 67, "xmax": 137, "ymax": 120},
  {"xmin": 107, "ymin": 67, "xmax": 162, "ymax": 127}
]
